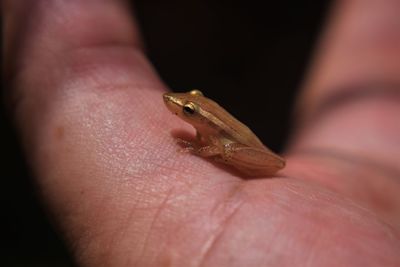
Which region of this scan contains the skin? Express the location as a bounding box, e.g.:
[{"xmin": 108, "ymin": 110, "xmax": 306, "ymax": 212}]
[
  {"xmin": 163, "ymin": 90, "xmax": 285, "ymax": 176},
  {"xmin": 3, "ymin": 1, "xmax": 400, "ymax": 267}
]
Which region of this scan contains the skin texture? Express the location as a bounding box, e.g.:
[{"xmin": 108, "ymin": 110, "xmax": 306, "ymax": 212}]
[{"xmin": 3, "ymin": 0, "xmax": 400, "ymax": 266}]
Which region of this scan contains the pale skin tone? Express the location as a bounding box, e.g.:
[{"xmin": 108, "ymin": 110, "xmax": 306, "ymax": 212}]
[{"xmin": 3, "ymin": 1, "xmax": 400, "ymax": 266}]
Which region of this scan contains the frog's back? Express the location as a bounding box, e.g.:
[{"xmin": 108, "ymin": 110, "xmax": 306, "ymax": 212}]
[{"xmin": 195, "ymin": 95, "xmax": 268, "ymax": 150}]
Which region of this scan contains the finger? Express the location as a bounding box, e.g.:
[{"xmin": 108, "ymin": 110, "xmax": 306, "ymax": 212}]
[
  {"xmin": 3, "ymin": 1, "xmax": 241, "ymax": 266},
  {"xmin": 285, "ymin": 1, "xmax": 400, "ymax": 228}
]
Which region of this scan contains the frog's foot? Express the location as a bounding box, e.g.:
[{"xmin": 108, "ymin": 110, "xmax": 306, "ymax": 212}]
[{"xmin": 175, "ymin": 138, "xmax": 196, "ymax": 153}]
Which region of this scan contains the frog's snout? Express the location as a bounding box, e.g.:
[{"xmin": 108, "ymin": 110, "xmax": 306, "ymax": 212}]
[
  {"xmin": 163, "ymin": 93, "xmax": 180, "ymax": 115},
  {"xmin": 163, "ymin": 93, "xmax": 173, "ymax": 104}
]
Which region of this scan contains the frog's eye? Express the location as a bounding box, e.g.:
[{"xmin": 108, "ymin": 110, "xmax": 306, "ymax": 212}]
[{"xmin": 183, "ymin": 102, "xmax": 196, "ymax": 115}]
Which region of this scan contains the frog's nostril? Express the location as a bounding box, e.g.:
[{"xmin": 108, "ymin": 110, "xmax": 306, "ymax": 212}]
[{"xmin": 163, "ymin": 94, "xmax": 178, "ymax": 114}]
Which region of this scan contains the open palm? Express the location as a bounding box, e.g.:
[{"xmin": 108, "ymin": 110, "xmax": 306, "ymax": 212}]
[{"xmin": 4, "ymin": 1, "xmax": 400, "ymax": 266}]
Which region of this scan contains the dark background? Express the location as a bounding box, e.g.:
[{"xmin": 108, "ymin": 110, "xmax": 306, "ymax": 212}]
[{"xmin": 2, "ymin": 1, "xmax": 331, "ymax": 266}]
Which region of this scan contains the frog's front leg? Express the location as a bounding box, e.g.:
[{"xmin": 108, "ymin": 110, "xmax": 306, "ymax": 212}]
[
  {"xmin": 193, "ymin": 133, "xmax": 222, "ymax": 157},
  {"xmin": 221, "ymin": 142, "xmax": 285, "ymax": 176},
  {"xmin": 195, "ymin": 145, "xmax": 221, "ymax": 157},
  {"xmin": 175, "ymin": 131, "xmax": 204, "ymax": 152},
  {"xmin": 176, "ymin": 132, "xmax": 222, "ymax": 157}
]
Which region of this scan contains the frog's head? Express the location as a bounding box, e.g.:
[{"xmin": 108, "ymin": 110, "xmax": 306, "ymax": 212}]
[{"xmin": 163, "ymin": 90, "xmax": 206, "ymax": 127}]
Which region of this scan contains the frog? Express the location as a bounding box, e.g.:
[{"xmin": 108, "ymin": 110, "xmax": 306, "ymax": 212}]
[{"xmin": 163, "ymin": 90, "xmax": 285, "ymax": 176}]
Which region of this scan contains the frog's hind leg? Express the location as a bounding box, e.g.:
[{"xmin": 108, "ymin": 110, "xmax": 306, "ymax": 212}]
[{"xmin": 222, "ymin": 143, "xmax": 285, "ymax": 176}]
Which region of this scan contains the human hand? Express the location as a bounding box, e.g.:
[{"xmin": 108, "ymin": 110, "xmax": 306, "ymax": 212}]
[{"xmin": 4, "ymin": 1, "xmax": 400, "ymax": 266}]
